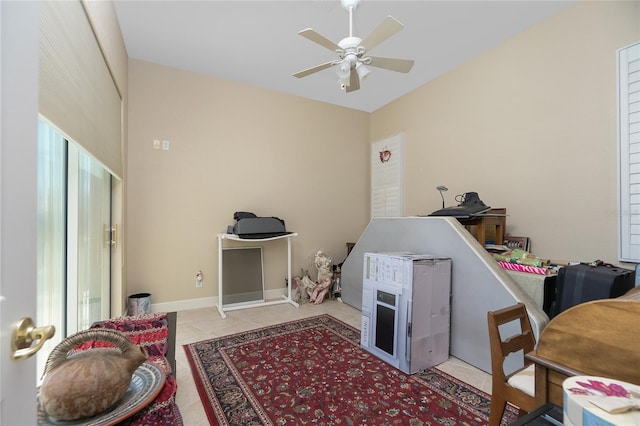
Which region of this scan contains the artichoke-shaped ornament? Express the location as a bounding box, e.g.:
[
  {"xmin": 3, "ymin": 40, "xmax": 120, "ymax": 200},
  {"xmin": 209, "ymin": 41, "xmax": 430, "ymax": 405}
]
[{"xmin": 39, "ymin": 328, "xmax": 148, "ymax": 420}]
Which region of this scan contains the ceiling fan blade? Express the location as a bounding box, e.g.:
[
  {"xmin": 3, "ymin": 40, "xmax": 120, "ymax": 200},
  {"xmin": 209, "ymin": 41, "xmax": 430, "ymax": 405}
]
[
  {"xmin": 346, "ymin": 67, "xmax": 360, "ymax": 93},
  {"xmin": 293, "ymin": 61, "xmax": 335, "ymax": 78},
  {"xmin": 368, "ymin": 56, "xmax": 414, "ymax": 73},
  {"xmin": 298, "ymin": 28, "xmax": 341, "ymax": 52},
  {"xmin": 360, "ymin": 16, "xmax": 404, "ymax": 52}
]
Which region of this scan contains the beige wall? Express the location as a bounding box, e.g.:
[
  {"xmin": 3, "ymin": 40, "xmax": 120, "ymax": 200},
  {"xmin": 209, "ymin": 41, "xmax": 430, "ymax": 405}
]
[
  {"xmin": 372, "ymin": 1, "xmax": 640, "ymax": 263},
  {"xmin": 126, "ymin": 60, "xmax": 370, "ymax": 305},
  {"xmin": 127, "ymin": 1, "xmax": 639, "ymax": 307}
]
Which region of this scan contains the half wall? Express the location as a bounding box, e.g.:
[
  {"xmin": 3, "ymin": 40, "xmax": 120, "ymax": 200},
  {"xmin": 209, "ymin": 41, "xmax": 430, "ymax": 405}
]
[{"xmin": 341, "ymin": 216, "xmax": 548, "ymax": 374}]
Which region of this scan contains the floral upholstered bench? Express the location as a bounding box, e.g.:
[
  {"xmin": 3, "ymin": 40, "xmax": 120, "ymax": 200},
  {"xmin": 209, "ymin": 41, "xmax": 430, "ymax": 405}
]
[{"xmin": 80, "ymin": 312, "xmax": 182, "ymax": 425}]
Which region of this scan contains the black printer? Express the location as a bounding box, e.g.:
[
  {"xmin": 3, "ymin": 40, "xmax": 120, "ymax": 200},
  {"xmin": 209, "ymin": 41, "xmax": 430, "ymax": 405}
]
[{"xmin": 231, "ymin": 212, "xmax": 290, "ymax": 239}]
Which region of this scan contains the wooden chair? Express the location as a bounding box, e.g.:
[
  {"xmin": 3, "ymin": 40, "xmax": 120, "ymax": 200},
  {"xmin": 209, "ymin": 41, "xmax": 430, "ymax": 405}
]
[{"xmin": 487, "ymin": 303, "xmax": 537, "ymax": 426}]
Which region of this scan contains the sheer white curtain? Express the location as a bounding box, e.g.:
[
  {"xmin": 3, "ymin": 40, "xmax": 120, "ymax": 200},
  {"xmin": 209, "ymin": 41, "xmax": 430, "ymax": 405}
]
[
  {"xmin": 36, "ymin": 119, "xmax": 112, "ymax": 382},
  {"xmin": 37, "ymin": 119, "xmax": 67, "ymax": 381}
]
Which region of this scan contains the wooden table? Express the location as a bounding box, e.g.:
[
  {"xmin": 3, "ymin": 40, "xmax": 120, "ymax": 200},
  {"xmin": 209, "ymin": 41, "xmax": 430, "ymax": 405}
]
[
  {"xmin": 526, "ymin": 350, "xmax": 583, "ymax": 408},
  {"xmin": 525, "ymin": 297, "xmax": 640, "ymax": 408},
  {"xmin": 457, "ymin": 208, "xmax": 506, "ymax": 245}
]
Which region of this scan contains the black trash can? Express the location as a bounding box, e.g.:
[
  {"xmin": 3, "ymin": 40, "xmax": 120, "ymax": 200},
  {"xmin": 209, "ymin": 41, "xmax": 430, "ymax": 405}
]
[{"xmin": 128, "ymin": 293, "xmax": 152, "ymax": 316}]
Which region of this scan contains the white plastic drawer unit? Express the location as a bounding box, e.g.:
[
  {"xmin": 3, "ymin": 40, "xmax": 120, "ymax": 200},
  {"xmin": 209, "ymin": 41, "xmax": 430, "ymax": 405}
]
[{"xmin": 360, "ymin": 252, "xmax": 452, "ymax": 374}]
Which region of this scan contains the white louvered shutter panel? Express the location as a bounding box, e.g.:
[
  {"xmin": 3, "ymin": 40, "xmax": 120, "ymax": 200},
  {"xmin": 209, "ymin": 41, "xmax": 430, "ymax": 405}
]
[
  {"xmin": 619, "ymin": 41, "xmax": 640, "ymax": 261},
  {"xmin": 371, "ymin": 134, "xmax": 403, "ymax": 218}
]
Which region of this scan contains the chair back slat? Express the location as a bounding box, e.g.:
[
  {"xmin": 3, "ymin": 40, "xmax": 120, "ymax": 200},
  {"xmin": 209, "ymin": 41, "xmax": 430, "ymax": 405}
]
[
  {"xmin": 487, "ymin": 302, "xmax": 538, "ymax": 426},
  {"xmin": 502, "ymin": 330, "xmax": 535, "ymax": 356}
]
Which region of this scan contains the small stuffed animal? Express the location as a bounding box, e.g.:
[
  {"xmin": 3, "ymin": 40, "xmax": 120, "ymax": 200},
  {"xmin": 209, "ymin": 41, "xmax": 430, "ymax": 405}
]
[{"xmin": 309, "ymin": 250, "xmax": 332, "ymax": 304}]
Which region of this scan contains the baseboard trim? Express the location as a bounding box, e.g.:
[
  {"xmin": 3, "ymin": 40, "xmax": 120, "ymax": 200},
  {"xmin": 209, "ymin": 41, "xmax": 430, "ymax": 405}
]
[
  {"xmin": 151, "ymin": 296, "xmax": 217, "ymax": 313},
  {"xmin": 151, "ymin": 289, "xmax": 286, "ymax": 313}
]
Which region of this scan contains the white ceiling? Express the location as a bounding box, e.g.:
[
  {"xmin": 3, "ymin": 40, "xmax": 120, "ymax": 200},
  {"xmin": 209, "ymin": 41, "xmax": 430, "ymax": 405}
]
[{"xmin": 113, "ymin": 0, "xmax": 574, "ymax": 113}]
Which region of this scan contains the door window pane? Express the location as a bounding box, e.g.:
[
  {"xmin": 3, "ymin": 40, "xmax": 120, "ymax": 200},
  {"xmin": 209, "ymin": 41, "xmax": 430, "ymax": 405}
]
[{"xmin": 76, "ymin": 149, "xmax": 111, "ymax": 331}]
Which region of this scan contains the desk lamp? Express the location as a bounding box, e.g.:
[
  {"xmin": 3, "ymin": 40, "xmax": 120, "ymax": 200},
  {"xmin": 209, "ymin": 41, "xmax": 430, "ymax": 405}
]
[{"xmin": 436, "ymin": 185, "xmax": 448, "ymax": 208}]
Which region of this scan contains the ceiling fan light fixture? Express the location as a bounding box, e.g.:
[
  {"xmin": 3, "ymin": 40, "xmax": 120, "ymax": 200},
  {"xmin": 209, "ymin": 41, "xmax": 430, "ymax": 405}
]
[
  {"xmin": 356, "ymin": 62, "xmax": 371, "ymax": 81},
  {"xmin": 336, "ymin": 59, "xmax": 351, "ymax": 79}
]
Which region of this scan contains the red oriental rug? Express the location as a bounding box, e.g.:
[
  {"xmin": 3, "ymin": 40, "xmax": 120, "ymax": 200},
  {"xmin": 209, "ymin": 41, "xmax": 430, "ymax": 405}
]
[{"xmin": 183, "ymin": 314, "xmax": 517, "ymax": 425}]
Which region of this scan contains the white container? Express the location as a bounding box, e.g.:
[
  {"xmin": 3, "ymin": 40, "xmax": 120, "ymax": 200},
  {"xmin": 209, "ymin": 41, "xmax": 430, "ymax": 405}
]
[
  {"xmin": 361, "ymin": 252, "xmax": 451, "ymax": 374},
  {"xmin": 563, "ymin": 376, "xmax": 640, "ymax": 426}
]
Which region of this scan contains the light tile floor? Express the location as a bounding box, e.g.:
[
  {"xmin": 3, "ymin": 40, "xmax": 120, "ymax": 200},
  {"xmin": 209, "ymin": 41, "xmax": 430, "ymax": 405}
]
[{"xmin": 174, "ymin": 299, "xmax": 492, "ymax": 425}]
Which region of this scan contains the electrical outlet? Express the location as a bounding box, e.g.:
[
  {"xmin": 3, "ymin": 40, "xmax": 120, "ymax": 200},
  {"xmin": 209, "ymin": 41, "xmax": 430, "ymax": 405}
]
[
  {"xmin": 196, "ymin": 270, "xmax": 203, "ymax": 288},
  {"xmin": 196, "ymin": 279, "xmax": 202, "ymax": 288}
]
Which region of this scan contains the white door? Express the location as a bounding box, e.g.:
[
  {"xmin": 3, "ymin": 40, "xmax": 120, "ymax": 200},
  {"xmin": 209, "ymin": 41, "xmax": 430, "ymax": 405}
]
[{"xmin": 1, "ymin": 2, "xmax": 43, "ymax": 424}]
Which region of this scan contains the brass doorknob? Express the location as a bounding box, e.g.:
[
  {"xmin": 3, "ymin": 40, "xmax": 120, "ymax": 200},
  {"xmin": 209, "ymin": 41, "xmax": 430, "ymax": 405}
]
[{"xmin": 11, "ymin": 317, "xmax": 55, "ymax": 361}]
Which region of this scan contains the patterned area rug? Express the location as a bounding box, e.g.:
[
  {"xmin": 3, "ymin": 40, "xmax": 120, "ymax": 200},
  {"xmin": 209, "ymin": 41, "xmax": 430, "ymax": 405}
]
[{"xmin": 183, "ymin": 314, "xmax": 517, "ymax": 425}]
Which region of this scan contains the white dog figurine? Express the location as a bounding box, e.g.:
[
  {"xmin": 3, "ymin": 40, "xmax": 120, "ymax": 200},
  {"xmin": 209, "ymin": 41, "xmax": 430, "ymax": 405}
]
[{"xmin": 308, "ymin": 250, "xmax": 333, "ymax": 304}]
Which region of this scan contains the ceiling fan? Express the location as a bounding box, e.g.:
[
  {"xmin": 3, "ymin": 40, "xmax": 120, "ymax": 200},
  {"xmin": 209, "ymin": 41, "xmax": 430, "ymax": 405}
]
[{"xmin": 293, "ymin": 0, "xmax": 414, "ymax": 93}]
